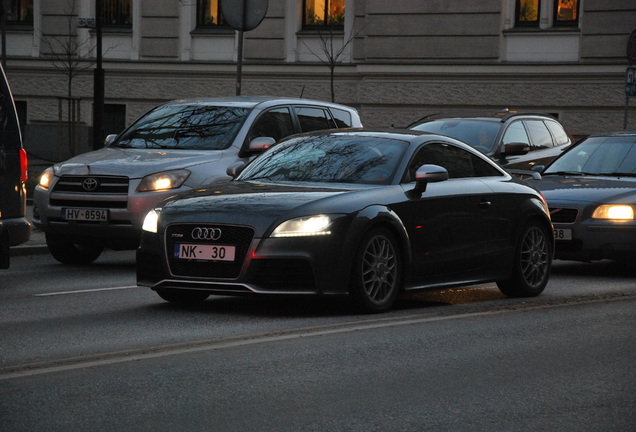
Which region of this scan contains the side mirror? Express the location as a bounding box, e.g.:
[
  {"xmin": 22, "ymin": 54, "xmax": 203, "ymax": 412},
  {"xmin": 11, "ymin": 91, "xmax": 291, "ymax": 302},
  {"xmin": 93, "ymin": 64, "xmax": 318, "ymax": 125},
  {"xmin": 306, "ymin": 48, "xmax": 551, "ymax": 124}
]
[
  {"xmin": 502, "ymin": 143, "xmax": 530, "ymax": 156},
  {"xmin": 104, "ymin": 134, "xmax": 117, "ymax": 147},
  {"xmin": 249, "ymin": 137, "xmax": 276, "ymax": 153},
  {"xmin": 226, "ymin": 161, "xmax": 246, "ymax": 179},
  {"xmin": 413, "ymin": 164, "xmax": 449, "ymax": 194}
]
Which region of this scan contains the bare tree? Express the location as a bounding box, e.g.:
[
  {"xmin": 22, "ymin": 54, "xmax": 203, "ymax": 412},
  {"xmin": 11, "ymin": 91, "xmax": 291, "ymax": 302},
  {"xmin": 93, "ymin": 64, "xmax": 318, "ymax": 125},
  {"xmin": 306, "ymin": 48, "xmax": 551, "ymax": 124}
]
[
  {"xmin": 40, "ymin": 0, "xmax": 95, "ymax": 155},
  {"xmin": 301, "ymin": 20, "xmax": 364, "ymax": 103}
]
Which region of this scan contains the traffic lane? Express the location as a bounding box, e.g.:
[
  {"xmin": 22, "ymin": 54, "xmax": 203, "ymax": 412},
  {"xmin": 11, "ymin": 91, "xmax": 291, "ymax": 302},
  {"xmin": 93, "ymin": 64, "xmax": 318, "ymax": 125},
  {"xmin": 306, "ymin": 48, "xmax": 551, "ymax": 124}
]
[
  {"xmin": 2, "ymin": 252, "xmax": 636, "ymax": 369},
  {"xmin": 2, "ymin": 297, "xmax": 634, "ymax": 432}
]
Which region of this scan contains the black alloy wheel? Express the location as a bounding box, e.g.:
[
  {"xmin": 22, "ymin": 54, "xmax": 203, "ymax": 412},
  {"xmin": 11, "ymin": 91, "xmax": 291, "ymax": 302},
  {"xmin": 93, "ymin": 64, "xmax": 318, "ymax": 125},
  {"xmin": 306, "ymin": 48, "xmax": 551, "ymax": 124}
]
[
  {"xmin": 350, "ymin": 228, "xmax": 402, "ymax": 313},
  {"xmin": 497, "ymin": 220, "xmax": 552, "ymax": 297}
]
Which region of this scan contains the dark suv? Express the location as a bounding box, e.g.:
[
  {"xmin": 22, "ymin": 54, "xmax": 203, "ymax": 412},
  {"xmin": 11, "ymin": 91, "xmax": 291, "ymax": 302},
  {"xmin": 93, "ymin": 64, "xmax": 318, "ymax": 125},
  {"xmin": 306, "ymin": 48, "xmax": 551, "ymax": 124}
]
[
  {"xmin": 409, "ymin": 111, "xmax": 573, "ymax": 171},
  {"xmin": 0, "ymin": 65, "xmax": 31, "ymax": 268}
]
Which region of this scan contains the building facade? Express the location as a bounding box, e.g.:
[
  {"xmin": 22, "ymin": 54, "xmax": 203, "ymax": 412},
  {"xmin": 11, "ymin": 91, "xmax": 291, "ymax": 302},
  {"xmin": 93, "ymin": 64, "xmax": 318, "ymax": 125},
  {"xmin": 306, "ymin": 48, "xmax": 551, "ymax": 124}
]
[{"xmin": 3, "ymin": 0, "xmax": 636, "ymax": 163}]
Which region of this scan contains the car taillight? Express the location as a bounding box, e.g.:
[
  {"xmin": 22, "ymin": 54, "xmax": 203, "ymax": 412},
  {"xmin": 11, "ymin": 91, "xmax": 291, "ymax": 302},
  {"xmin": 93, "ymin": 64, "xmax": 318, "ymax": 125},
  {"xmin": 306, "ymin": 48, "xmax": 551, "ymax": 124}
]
[{"xmin": 19, "ymin": 148, "xmax": 28, "ymax": 183}]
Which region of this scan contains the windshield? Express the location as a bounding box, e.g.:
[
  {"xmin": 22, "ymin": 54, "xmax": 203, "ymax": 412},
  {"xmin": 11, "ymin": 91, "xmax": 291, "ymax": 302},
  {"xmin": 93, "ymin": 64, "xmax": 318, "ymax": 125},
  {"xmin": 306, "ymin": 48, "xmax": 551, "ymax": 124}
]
[
  {"xmin": 112, "ymin": 104, "xmax": 250, "ymax": 150},
  {"xmin": 544, "ymin": 136, "xmax": 636, "ymax": 175},
  {"xmin": 412, "ymin": 119, "xmax": 500, "ymax": 153},
  {"xmin": 237, "ymin": 134, "xmax": 408, "ymax": 185}
]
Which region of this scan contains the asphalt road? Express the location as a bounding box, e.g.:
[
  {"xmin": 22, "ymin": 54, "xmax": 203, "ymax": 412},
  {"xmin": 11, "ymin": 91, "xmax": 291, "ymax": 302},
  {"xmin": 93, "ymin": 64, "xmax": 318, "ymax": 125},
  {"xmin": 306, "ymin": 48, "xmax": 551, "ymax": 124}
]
[{"xmin": 1, "ymin": 251, "xmax": 635, "ymax": 431}]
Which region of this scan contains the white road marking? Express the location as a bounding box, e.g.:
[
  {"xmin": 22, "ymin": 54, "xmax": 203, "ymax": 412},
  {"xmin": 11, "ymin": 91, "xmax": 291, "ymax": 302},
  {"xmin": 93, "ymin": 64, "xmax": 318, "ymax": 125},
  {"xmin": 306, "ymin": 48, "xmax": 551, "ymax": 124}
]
[{"xmin": 33, "ymin": 286, "xmax": 140, "ymax": 296}]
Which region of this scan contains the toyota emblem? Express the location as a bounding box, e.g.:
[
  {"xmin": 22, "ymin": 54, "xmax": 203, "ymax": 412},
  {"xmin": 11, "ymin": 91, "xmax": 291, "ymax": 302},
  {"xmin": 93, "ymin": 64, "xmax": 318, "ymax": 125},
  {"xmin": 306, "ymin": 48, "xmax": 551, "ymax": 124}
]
[
  {"xmin": 82, "ymin": 177, "xmax": 99, "ymax": 191},
  {"xmin": 191, "ymin": 227, "xmax": 222, "ymax": 241}
]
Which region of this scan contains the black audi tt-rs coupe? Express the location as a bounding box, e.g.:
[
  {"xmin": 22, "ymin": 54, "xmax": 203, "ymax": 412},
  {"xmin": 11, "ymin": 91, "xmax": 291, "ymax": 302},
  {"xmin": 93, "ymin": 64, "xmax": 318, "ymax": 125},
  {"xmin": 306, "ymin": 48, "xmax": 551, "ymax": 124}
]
[{"xmin": 137, "ymin": 129, "xmax": 553, "ymax": 313}]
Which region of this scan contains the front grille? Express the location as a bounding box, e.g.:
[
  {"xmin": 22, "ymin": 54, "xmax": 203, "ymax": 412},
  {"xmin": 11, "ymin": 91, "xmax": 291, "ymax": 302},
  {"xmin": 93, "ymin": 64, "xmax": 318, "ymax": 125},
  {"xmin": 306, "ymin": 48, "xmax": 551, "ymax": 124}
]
[
  {"xmin": 247, "ymin": 259, "xmax": 316, "ymax": 291},
  {"xmin": 50, "ymin": 175, "xmax": 129, "ymax": 209},
  {"xmin": 549, "ymin": 207, "xmax": 578, "ymax": 224},
  {"xmin": 166, "ymin": 223, "xmax": 254, "ymax": 279},
  {"xmin": 53, "ymin": 175, "xmax": 129, "ymax": 194}
]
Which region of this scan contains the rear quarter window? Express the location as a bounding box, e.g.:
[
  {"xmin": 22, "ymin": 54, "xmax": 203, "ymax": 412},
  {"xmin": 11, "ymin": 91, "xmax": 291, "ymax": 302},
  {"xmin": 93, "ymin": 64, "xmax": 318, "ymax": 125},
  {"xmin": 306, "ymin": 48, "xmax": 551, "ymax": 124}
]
[{"xmin": 330, "ymin": 108, "xmax": 353, "ymax": 128}]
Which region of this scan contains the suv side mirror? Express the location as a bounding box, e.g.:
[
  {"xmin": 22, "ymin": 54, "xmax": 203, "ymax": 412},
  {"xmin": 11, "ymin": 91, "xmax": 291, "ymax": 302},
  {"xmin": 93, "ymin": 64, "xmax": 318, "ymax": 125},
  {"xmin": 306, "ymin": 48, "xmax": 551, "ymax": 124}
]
[
  {"xmin": 226, "ymin": 161, "xmax": 246, "ymax": 179},
  {"xmin": 104, "ymin": 134, "xmax": 117, "ymax": 147},
  {"xmin": 413, "ymin": 164, "xmax": 449, "ymax": 194},
  {"xmin": 502, "ymin": 142, "xmax": 530, "ymax": 156},
  {"xmin": 249, "ymin": 137, "xmax": 276, "ymax": 153}
]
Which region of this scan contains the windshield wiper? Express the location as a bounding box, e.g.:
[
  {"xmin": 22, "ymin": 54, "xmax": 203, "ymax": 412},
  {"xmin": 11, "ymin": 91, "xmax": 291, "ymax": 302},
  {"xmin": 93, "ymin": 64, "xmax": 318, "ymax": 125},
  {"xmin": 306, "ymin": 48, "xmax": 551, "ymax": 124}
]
[
  {"xmin": 542, "ymin": 171, "xmax": 590, "ymax": 176},
  {"xmin": 596, "ymin": 172, "xmax": 636, "ymax": 177}
]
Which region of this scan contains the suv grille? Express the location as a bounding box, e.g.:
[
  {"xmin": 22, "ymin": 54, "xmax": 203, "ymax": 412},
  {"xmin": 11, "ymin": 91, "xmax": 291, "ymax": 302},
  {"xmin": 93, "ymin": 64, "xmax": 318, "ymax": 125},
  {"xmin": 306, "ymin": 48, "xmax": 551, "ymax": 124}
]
[
  {"xmin": 50, "ymin": 175, "xmax": 129, "ymax": 209},
  {"xmin": 166, "ymin": 223, "xmax": 254, "ymax": 279},
  {"xmin": 549, "ymin": 207, "xmax": 578, "ymax": 224}
]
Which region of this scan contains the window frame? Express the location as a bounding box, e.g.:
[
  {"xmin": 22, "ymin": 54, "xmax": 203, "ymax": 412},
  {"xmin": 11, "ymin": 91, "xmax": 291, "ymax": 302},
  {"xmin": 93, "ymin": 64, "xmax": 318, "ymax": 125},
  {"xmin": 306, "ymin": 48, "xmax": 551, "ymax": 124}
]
[
  {"xmin": 196, "ymin": 0, "xmax": 229, "ymax": 29},
  {"xmin": 302, "ymin": 0, "xmax": 345, "ymax": 31},
  {"xmin": 101, "ymin": 0, "xmax": 132, "ymax": 29},
  {"xmin": 5, "ymin": 0, "xmax": 33, "ymax": 26},
  {"xmin": 553, "ymin": 0, "xmax": 580, "ymax": 27}
]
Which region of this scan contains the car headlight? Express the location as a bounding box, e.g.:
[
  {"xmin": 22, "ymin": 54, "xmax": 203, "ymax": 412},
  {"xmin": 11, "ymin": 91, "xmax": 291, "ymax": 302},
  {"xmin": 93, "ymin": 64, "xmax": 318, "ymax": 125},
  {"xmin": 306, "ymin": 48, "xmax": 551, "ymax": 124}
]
[
  {"xmin": 38, "ymin": 167, "xmax": 55, "ymax": 190},
  {"xmin": 137, "ymin": 169, "xmax": 190, "ymax": 192},
  {"xmin": 592, "ymin": 205, "xmax": 634, "ymax": 221},
  {"xmin": 142, "ymin": 209, "xmax": 160, "ymax": 233},
  {"xmin": 271, "ymin": 215, "xmax": 332, "ymax": 237}
]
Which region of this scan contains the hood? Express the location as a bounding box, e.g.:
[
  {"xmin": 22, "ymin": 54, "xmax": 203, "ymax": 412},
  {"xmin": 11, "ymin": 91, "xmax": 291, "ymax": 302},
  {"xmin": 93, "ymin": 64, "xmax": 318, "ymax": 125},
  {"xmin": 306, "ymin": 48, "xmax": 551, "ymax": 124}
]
[
  {"xmin": 527, "ymin": 175, "xmax": 636, "ymax": 204},
  {"xmin": 54, "ymin": 147, "xmax": 223, "ymax": 178},
  {"xmin": 158, "ymin": 181, "xmax": 384, "ymax": 232}
]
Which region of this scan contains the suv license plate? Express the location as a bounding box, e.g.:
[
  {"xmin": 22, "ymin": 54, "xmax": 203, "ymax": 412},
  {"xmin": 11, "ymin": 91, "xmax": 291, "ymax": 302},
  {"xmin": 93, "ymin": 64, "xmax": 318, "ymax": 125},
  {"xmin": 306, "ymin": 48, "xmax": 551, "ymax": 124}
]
[
  {"xmin": 554, "ymin": 228, "xmax": 572, "ymax": 240},
  {"xmin": 174, "ymin": 244, "xmax": 236, "ymax": 262},
  {"xmin": 62, "ymin": 208, "xmax": 109, "ymax": 221}
]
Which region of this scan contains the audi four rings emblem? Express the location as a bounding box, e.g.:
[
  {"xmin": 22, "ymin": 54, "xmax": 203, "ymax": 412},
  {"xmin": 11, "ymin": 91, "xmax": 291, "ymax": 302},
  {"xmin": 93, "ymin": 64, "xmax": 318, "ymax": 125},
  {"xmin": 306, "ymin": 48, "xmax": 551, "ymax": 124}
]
[
  {"xmin": 82, "ymin": 177, "xmax": 98, "ymax": 191},
  {"xmin": 191, "ymin": 227, "xmax": 222, "ymax": 241}
]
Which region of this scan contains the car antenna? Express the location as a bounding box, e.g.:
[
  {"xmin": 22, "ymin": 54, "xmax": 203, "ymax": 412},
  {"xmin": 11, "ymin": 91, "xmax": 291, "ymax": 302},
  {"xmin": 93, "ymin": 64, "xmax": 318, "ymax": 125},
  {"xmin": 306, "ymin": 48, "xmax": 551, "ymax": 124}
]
[{"xmin": 299, "ymin": 85, "xmax": 305, "ymax": 98}]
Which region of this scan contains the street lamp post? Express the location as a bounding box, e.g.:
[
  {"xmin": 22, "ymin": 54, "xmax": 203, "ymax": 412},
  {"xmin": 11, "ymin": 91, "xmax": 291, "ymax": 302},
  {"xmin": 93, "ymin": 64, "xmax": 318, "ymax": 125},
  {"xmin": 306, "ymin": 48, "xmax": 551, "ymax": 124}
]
[{"xmin": 93, "ymin": 0, "xmax": 104, "ymax": 150}]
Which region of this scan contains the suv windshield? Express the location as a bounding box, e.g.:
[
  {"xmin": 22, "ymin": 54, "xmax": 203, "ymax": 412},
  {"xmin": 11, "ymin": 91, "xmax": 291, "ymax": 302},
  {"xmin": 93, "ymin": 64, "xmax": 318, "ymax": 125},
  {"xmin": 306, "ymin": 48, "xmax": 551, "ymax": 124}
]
[
  {"xmin": 412, "ymin": 119, "xmax": 501, "ymax": 153},
  {"xmin": 113, "ymin": 104, "xmax": 250, "ymax": 150}
]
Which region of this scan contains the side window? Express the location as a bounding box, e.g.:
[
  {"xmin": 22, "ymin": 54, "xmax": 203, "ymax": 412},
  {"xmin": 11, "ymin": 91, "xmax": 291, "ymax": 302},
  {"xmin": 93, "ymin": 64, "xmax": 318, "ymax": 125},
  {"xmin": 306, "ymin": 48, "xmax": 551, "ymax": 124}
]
[
  {"xmin": 502, "ymin": 121, "xmax": 530, "ymax": 146},
  {"xmin": 295, "ymin": 106, "xmax": 336, "ymax": 132},
  {"xmin": 329, "ymin": 108, "xmax": 353, "ymax": 128},
  {"xmin": 406, "ymin": 142, "xmax": 495, "ymax": 181},
  {"xmin": 248, "ymin": 107, "xmax": 294, "ymax": 142},
  {"xmin": 524, "ymin": 120, "xmax": 554, "ymax": 149},
  {"xmin": 545, "ymin": 120, "xmax": 570, "ymax": 145}
]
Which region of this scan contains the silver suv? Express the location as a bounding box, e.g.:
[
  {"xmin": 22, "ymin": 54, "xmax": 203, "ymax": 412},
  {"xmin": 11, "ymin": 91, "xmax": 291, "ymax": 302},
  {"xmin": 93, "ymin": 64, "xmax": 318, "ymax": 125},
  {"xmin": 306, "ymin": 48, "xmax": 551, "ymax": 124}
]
[{"xmin": 33, "ymin": 96, "xmax": 362, "ymax": 264}]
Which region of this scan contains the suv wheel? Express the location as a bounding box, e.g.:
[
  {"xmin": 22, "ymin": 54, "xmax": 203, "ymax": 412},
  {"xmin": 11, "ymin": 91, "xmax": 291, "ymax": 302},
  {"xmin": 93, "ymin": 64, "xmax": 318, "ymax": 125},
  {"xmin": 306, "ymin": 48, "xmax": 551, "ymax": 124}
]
[{"xmin": 45, "ymin": 233, "xmax": 104, "ymax": 265}]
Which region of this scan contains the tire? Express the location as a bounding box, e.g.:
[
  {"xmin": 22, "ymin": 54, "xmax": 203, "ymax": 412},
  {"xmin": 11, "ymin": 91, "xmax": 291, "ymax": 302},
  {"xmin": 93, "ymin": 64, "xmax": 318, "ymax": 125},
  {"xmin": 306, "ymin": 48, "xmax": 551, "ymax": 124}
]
[
  {"xmin": 497, "ymin": 220, "xmax": 552, "ymax": 297},
  {"xmin": 349, "ymin": 228, "xmax": 402, "ymax": 313},
  {"xmin": 156, "ymin": 288, "xmax": 210, "ymax": 304},
  {"xmin": 46, "ymin": 233, "xmax": 104, "ymax": 265}
]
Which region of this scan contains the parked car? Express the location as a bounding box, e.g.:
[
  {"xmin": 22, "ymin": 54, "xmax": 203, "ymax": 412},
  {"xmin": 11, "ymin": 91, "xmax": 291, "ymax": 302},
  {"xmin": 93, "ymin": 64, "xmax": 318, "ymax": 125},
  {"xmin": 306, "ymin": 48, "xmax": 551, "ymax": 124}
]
[
  {"xmin": 0, "ymin": 64, "xmax": 31, "ymax": 269},
  {"xmin": 137, "ymin": 129, "xmax": 553, "ymax": 313},
  {"xmin": 32, "ymin": 96, "xmax": 362, "ymax": 265},
  {"xmin": 525, "ymin": 130, "xmax": 636, "ymax": 262},
  {"xmin": 409, "ymin": 111, "xmax": 573, "ymax": 171}
]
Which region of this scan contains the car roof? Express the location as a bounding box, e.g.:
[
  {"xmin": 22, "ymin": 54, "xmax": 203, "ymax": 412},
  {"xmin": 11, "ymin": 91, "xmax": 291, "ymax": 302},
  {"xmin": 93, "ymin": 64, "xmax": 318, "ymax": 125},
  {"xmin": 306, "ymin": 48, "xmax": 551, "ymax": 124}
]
[
  {"xmin": 408, "ymin": 110, "xmax": 559, "ymax": 128},
  {"xmin": 161, "ymin": 96, "xmax": 359, "ymax": 111},
  {"xmin": 585, "ymin": 130, "xmax": 636, "ymax": 138}
]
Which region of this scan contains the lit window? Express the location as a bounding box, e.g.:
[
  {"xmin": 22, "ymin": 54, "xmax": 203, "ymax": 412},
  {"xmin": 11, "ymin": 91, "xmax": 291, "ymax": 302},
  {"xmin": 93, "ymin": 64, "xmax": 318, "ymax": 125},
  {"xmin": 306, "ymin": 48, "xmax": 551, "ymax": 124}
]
[
  {"xmin": 554, "ymin": 0, "xmax": 579, "ymax": 26},
  {"xmin": 102, "ymin": 0, "xmax": 132, "ymax": 27},
  {"xmin": 515, "ymin": 0, "xmax": 540, "ymax": 27},
  {"xmin": 5, "ymin": 0, "xmax": 33, "ymax": 25},
  {"xmin": 197, "ymin": 0, "xmax": 228, "ymax": 27},
  {"xmin": 303, "ymin": 0, "xmax": 345, "ymax": 29}
]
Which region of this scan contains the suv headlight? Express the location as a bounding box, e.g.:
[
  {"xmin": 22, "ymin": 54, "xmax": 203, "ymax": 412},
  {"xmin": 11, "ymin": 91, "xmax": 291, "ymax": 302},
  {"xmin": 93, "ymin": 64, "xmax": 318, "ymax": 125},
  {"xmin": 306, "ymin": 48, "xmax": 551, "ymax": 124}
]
[
  {"xmin": 137, "ymin": 169, "xmax": 190, "ymax": 192},
  {"xmin": 271, "ymin": 215, "xmax": 332, "ymax": 237},
  {"xmin": 38, "ymin": 167, "xmax": 55, "ymax": 190}
]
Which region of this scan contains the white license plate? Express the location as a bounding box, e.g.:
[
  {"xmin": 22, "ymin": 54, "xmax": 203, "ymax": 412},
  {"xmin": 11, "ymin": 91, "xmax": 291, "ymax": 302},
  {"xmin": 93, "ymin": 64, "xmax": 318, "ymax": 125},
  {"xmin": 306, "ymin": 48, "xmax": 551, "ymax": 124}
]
[
  {"xmin": 174, "ymin": 243, "xmax": 236, "ymax": 262},
  {"xmin": 62, "ymin": 208, "xmax": 108, "ymax": 221},
  {"xmin": 554, "ymin": 228, "xmax": 572, "ymax": 240}
]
